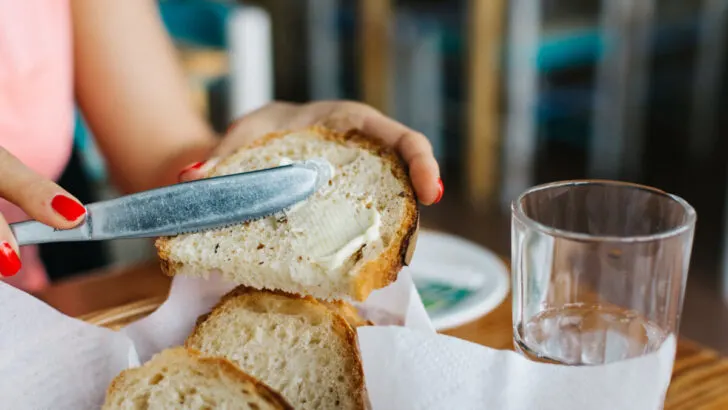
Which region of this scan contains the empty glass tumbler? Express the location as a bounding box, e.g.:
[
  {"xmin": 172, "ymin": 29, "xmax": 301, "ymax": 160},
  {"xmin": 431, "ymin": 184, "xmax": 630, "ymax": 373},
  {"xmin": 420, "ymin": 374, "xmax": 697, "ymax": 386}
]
[{"xmin": 511, "ymin": 181, "xmax": 696, "ymax": 365}]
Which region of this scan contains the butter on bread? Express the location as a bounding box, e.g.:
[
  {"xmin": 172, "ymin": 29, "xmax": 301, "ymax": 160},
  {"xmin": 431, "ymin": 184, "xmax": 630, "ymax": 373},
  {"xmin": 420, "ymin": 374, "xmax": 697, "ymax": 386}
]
[
  {"xmin": 155, "ymin": 126, "xmax": 419, "ymax": 301},
  {"xmin": 102, "ymin": 347, "xmax": 292, "ymax": 410},
  {"xmin": 186, "ymin": 286, "xmax": 368, "ymax": 410}
]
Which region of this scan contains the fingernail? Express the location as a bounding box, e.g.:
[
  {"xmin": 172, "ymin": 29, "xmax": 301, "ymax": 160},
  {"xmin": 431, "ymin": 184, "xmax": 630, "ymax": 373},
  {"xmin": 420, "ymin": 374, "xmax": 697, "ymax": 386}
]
[
  {"xmin": 0, "ymin": 242, "xmax": 21, "ymax": 277},
  {"xmin": 225, "ymin": 118, "xmax": 243, "ymax": 134},
  {"xmin": 178, "ymin": 161, "xmax": 205, "ymax": 180},
  {"xmin": 51, "ymin": 195, "xmax": 86, "ymax": 221},
  {"xmin": 433, "ymin": 178, "xmax": 444, "ymax": 204}
]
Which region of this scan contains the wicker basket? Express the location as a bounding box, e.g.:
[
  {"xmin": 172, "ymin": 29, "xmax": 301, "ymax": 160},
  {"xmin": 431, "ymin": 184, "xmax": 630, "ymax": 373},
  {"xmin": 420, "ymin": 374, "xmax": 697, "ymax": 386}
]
[{"xmin": 80, "ymin": 297, "xmax": 166, "ymax": 330}]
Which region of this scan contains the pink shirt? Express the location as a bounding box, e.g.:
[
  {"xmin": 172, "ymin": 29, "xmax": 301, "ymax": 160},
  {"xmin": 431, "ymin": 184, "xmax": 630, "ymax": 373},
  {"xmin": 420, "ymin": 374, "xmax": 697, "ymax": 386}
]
[{"xmin": 0, "ymin": 0, "xmax": 74, "ymax": 291}]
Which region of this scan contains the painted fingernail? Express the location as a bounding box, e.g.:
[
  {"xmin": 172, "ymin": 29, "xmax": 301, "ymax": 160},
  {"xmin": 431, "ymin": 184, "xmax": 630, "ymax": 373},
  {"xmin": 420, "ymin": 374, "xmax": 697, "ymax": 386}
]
[
  {"xmin": 178, "ymin": 161, "xmax": 205, "ymax": 180},
  {"xmin": 433, "ymin": 178, "xmax": 444, "ymax": 204},
  {"xmin": 51, "ymin": 195, "xmax": 86, "ymax": 221},
  {"xmin": 0, "ymin": 242, "xmax": 21, "ymax": 277},
  {"xmin": 225, "ymin": 118, "xmax": 243, "ymax": 134}
]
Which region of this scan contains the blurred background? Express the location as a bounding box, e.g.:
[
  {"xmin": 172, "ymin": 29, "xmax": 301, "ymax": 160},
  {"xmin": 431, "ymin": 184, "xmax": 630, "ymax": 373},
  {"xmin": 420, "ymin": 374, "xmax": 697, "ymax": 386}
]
[{"xmin": 45, "ymin": 0, "xmax": 728, "ymax": 351}]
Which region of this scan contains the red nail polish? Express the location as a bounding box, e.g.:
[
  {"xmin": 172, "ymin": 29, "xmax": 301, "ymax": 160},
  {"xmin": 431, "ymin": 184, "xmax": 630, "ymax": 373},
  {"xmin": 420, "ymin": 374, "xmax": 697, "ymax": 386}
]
[
  {"xmin": 225, "ymin": 118, "xmax": 243, "ymax": 134},
  {"xmin": 433, "ymin": 178, "xmax": 444, "ymax": 204},
  {"xmin": 51, "ymin": 195, "xmax": 86, "ymax": 221},
  {"xmin": 178, "ymin": 161, "xmax": 205, "ymax": 180},
  {"xmin": 0, "ymin": 242, "xmax": 21, "ymax": 277}
]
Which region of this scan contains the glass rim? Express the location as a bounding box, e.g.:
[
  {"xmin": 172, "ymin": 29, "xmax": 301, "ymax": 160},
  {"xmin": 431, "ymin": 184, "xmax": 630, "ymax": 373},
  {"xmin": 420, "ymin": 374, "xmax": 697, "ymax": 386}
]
[{"xmin": 511, "ymin": 179, "xmax": 697, "ymax": 243}]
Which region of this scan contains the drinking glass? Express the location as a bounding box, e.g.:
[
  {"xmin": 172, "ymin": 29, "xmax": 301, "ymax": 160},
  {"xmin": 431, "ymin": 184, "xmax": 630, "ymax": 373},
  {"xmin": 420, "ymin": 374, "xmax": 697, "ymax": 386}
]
[{"xmin": 511, "ymin": 180, "xmax": 696, "ymax": 365}]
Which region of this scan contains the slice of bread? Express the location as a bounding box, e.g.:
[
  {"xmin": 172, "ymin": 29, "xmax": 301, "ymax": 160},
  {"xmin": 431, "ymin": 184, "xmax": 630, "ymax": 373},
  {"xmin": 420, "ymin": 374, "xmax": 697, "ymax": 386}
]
[
  {"xmin": 102, "ymin": 347, "xmax": 292, "ymax": 410},
  {"xmin": 155, "ymin": 127, "xmax": 419, "ymax": 301},
  {"xmin": 185, "ymin": 286, "xmax": 367, "ymax": 410}
]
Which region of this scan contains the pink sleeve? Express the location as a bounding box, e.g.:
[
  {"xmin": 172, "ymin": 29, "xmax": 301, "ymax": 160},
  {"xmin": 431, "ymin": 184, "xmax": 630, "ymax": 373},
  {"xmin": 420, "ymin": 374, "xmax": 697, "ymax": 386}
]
[{"xmin": 0, "ymin": 0, "xmax": 75, "ymax": 291}]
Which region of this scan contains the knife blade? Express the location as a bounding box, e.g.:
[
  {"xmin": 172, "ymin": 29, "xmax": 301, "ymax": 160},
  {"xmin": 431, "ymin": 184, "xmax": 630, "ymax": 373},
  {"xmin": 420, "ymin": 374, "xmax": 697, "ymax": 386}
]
[{"xmin": 9, "ymin": 158, "xmax": 333, "ymax": 246}]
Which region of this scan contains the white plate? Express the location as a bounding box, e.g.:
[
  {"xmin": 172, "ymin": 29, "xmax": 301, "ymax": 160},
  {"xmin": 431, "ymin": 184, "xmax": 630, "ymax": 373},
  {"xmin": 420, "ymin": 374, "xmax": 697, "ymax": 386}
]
[{"xmin": 405, "ymin": 230, "xmax": 510, "ymax": 331}]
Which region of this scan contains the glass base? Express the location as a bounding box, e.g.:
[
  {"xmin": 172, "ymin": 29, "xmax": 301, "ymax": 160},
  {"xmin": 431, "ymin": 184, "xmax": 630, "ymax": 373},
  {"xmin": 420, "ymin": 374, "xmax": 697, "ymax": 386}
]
[{"xmin": 514, "ymin": 304, "xmax": 668, "ymax": 366}]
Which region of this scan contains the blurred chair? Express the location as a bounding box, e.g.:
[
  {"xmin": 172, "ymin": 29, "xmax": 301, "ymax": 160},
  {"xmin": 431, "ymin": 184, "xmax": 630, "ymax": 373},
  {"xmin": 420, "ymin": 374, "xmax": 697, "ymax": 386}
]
[
  {"xmin": 159, "ymin": 0, "xmax": 273, "ymax": 120},
  {"xmin": 689, "ymin": 0, "xmax": 727, "ymax": 162},
  {"xmin": 501, "ymin": 0, "xmax": 539, "ymax": 210},
  {"xmin": 392, "ymin": 11, "xmax": 445, "ymax": 164},
  {"xmin": 307, "ymin": 0, "xmax": 343, "ymax": 100},
  {"xmin": 227, "ymin": 5, "xmax": 273, "ymax": 117},
  {"xmin": 501, "ymin": 0, "xmax": 657, "ymax": 208},
  {"xmin": 689, "ymin": 0, "xmax": 728, "ymax": 303},
  {"xmin": 588, "ymin": 0, "xmax": 656, "ymax": 182},
  {"xmin": 359, "ymin": 0, "xmax": 392, "ymax": 114},
  {"xmin": 467, "ymin": 0, "xmax": 506, "ymax": 209}
]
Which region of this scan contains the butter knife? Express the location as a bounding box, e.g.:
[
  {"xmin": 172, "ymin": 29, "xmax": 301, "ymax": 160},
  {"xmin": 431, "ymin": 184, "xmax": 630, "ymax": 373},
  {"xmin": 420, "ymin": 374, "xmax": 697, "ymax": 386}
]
[{"xmin": 9, "ymin": 159, "xmax": 333, "ymax": 246}]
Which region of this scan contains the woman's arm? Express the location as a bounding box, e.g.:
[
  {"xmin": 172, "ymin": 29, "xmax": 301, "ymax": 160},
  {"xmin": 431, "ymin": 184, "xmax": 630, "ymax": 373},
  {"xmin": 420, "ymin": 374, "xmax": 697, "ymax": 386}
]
[
  {"xmin": 71, "ymin": 0, "xmax": 442, "ymax": 204},
  {"xmin": 71, "ymin": 0, "xmax": 217, "ymax": 193}
]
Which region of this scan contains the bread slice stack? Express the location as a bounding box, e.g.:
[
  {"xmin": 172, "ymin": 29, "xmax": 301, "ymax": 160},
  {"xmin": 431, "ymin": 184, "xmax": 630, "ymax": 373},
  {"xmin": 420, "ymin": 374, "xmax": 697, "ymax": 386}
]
[
  {"xmin": 150, "ymin": 127, "xmax": 417, "ymax": 409},
  {"xmin": 103, "ymin": 347, "xmax": 292, "ymax": 410}
]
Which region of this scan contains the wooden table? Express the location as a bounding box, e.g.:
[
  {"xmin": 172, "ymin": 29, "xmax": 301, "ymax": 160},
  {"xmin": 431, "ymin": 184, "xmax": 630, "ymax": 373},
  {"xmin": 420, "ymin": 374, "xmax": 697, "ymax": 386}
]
[{"xmin": 34, "ymin": 261, "xmax": 728, "ymax": 410}]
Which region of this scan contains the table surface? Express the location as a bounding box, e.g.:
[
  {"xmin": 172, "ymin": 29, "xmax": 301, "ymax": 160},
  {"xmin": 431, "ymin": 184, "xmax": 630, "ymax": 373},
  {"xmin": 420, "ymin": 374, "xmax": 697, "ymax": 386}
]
[{"xmin": 34, "ymin": 260, "xmax": 728, "ymax": 410}]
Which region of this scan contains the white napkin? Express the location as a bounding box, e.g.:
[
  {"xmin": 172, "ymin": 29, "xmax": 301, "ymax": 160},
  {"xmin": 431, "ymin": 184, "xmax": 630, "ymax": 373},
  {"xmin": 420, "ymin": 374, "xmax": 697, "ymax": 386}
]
[
  {"xmin": 358, "ymin": 326, "xmax": 674, "ymax": 410},
  {"xmin": 0, "ymin": 281, "xmax": 135, "ymax": 409},
  {"xmin": 0, "ymin": 270, "xmax": 675, "ymax": 410},
  {"xmin": 122, "ymin": 272, "xmax": 235, "ymax": 363}
]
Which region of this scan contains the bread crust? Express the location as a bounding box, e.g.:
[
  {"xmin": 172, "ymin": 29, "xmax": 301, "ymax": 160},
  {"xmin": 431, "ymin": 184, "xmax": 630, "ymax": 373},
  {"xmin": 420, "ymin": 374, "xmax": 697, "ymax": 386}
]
[
  {"xmin": 155, "ymin": 126, "xmax": 419, "ymax": 301},
  {"xmin": 103, "ymin": 347, "xmax": 293, "ymax": 410},
  {"xmin": 185, "ymin": 285, "xmax": 368, "ymax": 410},
  {"xmin": 321, "ymin": 299, "xmax": 374, "ymax": 327}
]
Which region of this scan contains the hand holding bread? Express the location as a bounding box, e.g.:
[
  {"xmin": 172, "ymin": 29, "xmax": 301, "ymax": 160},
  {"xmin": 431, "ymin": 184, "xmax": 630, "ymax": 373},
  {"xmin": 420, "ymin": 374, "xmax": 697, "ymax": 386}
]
[{"xmin": 178, "ymin": 101, "xmax": 443, "ymax": 206}]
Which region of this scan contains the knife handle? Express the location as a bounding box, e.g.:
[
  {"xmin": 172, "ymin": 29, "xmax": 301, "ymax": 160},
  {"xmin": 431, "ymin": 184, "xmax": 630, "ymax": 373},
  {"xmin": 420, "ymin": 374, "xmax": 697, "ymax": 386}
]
[{"xmin": 10, "ymin": 218, "xmax": 91, "ymax": 246}]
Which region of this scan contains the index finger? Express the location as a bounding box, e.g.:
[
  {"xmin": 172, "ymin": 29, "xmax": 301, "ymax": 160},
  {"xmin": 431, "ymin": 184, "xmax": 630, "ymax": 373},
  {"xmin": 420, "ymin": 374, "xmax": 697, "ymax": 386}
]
[
  {"xmin": 360, "ymin": 114, "xmax": 441, "ymax": 205},
  {"xmin": 0, "ymin": 148, "xmax": 86, "ymax": 229}
]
